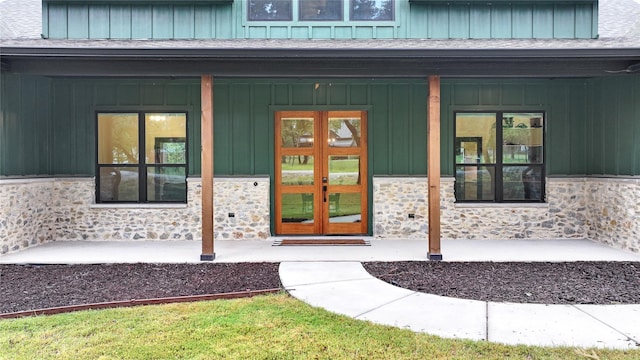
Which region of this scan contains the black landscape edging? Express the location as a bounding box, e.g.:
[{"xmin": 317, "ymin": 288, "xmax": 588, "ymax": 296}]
[{"xmin": 0, "ymin": 288, "xmax": 282, "ymax": 319}]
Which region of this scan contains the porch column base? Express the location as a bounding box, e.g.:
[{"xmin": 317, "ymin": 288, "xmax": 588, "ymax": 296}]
[
  {"xmin": 200, "ymin": 254, "xmax": 216, "ymax": 261},
  {"xmin": 428, "ymin": 253, "xmax": 443, "ymax": 261}
]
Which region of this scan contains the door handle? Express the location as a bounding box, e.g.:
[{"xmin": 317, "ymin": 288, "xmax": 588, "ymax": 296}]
[{"xmin": 323, "ymin": 185, "xmax": 327, "ymax": 202}]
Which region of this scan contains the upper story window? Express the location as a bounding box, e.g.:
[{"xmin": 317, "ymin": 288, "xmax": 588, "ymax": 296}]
[
  {"xmin": 454, "ymin": 112, "xmax": 545, "ymax": 203},
  {"xmin": 97, "ymin": 112, "xmax": 188, "ymax": 203},
  {"xmin": 248, "ymin": 0, "xmax": 394, "ymax": 21}
]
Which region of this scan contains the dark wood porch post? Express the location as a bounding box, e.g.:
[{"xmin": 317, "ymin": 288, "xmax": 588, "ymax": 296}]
[
  {"xmin": 428, "ymin": 75, "xmax": 443, "ymax": 261},
  {"xmin": 201, "ymin": 74, "xmax": 215, "ymax": 261}
]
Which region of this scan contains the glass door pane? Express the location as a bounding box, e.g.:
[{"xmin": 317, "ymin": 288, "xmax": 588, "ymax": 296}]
[
  {"xmin": 281, "ymin": 193, "xmax": 315, "ymax": 224},
  {"xmin": 328, "ymin": 156, "xmax": 360, "ymax": 185}
]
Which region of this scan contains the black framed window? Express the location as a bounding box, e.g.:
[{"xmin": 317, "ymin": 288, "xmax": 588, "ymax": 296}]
[
  {"xmin": 454, "ymin": 112, "xmax": 545, "ymax": 202},
  {"xmin": 96, "ymin": 112, "xmax": 188, "ymax": 203}
]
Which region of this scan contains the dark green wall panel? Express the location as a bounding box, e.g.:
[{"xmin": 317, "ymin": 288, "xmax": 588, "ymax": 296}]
[
  {"xmin": 3, "ymin": 75, "xmax": 638, "ymax": 178},
  {"xmin": 0, "ymin": 74, "xmax": 52, "ymax": 176},
  {"xmin": 0, "ymin": 76, "xmax": 200, "ymax": 177},
  {"xmin": 441, "ymin": 79, "xmax": 595, "ymax": 176},
  {"xmin": 587, "ymin": 77, "xmax": 640, "ymax": 176},
  {"xmin": 213, "ymin": 79, "xmax": 428, "ymax": 176}
]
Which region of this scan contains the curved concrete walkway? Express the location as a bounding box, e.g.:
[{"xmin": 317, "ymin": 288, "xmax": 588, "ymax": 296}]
[{"xmin": 279, "ymin": 262, "xmax": 640, "ymax": 350}]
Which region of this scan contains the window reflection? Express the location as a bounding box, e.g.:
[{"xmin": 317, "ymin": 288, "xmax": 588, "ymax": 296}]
[
  {"xmin": 248, "ymin": 0, "xmax": 292, "ymax": 21},
  {"xmin": 281, "ymin": 118, "xmax": 314, "ymax": 148},
  {"xmin": 281, "ymin": 193, "xmax": 314, "ymax": 223},
  {"xmin": 281, "ymin": 156, "xmax": 314, "ymax": 185},
  {"xmin": 351, "ymin": 0, "xmax": 394, "ymax": 20},
  {"xmin": 328, "ymin": 192, "xmax": 361, "ymax": 223},
  {"xmin": 328, "ymin": 117, "xmax": 360, "ymax": 147},
  {"xmin": 97, "ymin": 113, "xmax": 138, "ymax": 164},
  {"xmin": 455, "ymin": 165, "xmax": 495, "ymax": 201},
  {"xmin": 300, "ymin": 0, "xmax": 342, "ymax": 20},
  {"xmin": 455, "ymin": 113, "xmax": 496, "ymax": 164},
  {"xmin": 502, "ymin": 113, "xmax": 543, "ymax": 164},
  {"xmin": 328, "ymin": 156, "xmax": 360, "ymax": 185}
]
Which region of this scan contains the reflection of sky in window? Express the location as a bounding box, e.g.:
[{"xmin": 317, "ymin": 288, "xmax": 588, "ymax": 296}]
[
  {"xmin": 351, "ymin": 0, "xmax": 393, "ymax": 20},
  {"xmin": 249, "ymin": 0, "xmax": 292, "ymax": 20}
]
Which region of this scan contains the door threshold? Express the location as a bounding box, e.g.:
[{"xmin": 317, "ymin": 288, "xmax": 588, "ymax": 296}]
[{"xmin": 272, "ymin": 237, "xmax": 371, "ymax": 246}]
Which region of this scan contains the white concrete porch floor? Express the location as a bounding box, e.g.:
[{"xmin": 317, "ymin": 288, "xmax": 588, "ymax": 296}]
[{"xmin": 1, "ymin": 238, "xmax": 639, "ymax": 264}]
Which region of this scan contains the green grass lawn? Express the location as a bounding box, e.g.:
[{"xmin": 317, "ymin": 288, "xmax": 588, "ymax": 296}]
[{"xmin": 1, "ymin": 294, "xmax": 637, "ymax": 360}]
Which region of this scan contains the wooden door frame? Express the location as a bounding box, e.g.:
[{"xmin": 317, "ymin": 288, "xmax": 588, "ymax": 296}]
[{"xmin": 274, "ymin": 110, "xmax": 368, "ymax": 235}]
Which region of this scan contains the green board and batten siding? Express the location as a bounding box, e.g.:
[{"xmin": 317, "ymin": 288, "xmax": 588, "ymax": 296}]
[
  {"xmin": 42, "ymin": 0, "xmax": 597, "ymax": 39},
  {"xmin": 210, "ymin": 79, "xmax": 429, "ymax": 176},
  {"xmin": 0, "ymin": 75, "xmax": 201, "ymax": 176},
  {"xmin": 2, "ymin": 76, "xmax": 639, "ymax": 177},
  {"xmin": 409, "ymin": 2, "xmax": 597, "ymax": 39}
]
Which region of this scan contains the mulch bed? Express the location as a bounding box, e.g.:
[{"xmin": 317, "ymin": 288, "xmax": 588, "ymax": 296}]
[
  {"xmin": 0, "ymin": 263, "xmax": 281, "ymax": 314},
  {"xmin": 1, "ymin": 261, "xmax": 639, "ymax": 314},
  {"xmin": 364, "ymin": 261, "xmax": 640, "ymax": 305}
]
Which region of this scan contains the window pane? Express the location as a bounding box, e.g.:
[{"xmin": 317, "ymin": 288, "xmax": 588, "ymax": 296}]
[
  {"xmin": 328, "ymin": 192, "xmax": 361, "ymax": 223},
  {"xmin": 249, "ymin": 0, "xmax": 292, "ymax": 20},
  {"xmin": 502, "ymin": 165, "xmax": 543, "ymax": 201},
  {"xmin": 329, "ymin": 156, "xmax": 360, "ymax": 185},
  {"xmin": 97, "ymin": 113, "xmax": 138, "ymax": 164},
  {"xmin": 147, "ymin": 167, "xmax": 186, "ymax": 202},
  {"xmin": 328, "ymin": 117, "xmax": 360, "ymax": 147},
  {"xmin": 455, "ymin": 113, "xmax": 497, "ymax": 164},
  {"xmin": 145, "ymin": 113, "xmax": 187, "ymax": 164},
  {"xmin": 502, "ymin": 113, "xmax": 544, "ymax": 164},
  {"xmin": 281, "ymin": 193, "xmax": 314, "ymax": 223},
  {"xmin": 281, "ymin": 156, "xmax": 314, "ymax": 185},
  {"xmin": 455, "ymin": 165, "xmax": 495, "ymax": 201},
  {"xmin": 281, "ymin": 118, "xmax": 314, "ymax": 148},
  {"xmin": 522, "ymin": 165, "xmax": 543, "ymax": 201},
  {"xmin": 99, "ymin": 167, "xmax": 138, "ymax": 202},
  {"xmin": 300, "ymin": 0, "xmax": 343, "ymax": 20},
  {"xmin": 351, "ymin": 0, "xmax": 394, "ymax": 20}
]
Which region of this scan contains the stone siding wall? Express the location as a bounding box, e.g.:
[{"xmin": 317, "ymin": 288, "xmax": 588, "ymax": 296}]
[
  {"xmin": 373, "ymin": 177, "xmax": 429, "ymax": 239},
  {"xmin": 0, "ymin": 179, "xmax": 55, "ymax": 254},
  {"xmin": 3, "ymin": 176, "xmax": 639, "ymax": 254},
  {"xmin": 0, "ymin": 177, "xmax": 270, "ymax": 254},
  {"xmin": 441, "ymin": 178, "xmax": 589, "ymax": 240},
  {"xmin": 373, "ymin": 177, "xmax": 639, "ymax": 253},
  {"xmin": 213, "ymin": 178, "xmax": 271, "ymax": 240},
  {"xmin": 586, "ymin": 178, "xmax": 640, "ymax": 253}
]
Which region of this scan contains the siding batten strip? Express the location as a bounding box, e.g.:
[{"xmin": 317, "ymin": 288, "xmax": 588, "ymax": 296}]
[
  {"xmin": 428, "ymin": 76, "xmax": 442, "ymax": 261},
  {"xmin": 201, "ymin": 74, "xmax": 215, "ymax": 261}
]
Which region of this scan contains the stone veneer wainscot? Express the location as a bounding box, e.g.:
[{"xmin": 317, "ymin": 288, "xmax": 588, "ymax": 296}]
[
  {"xmin": 2, "ymin": 176, "xmax": 639, "ymax": 254},
  {"xmin": 0, "ymin": 177, "xmax": 270, "ymax": 254},
  {"xmin": 373, "ymin": 176, "xmax": 639, "ymax": 253}
]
